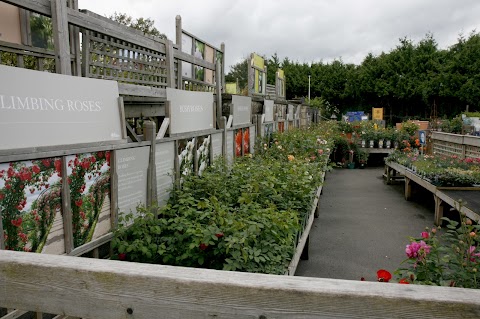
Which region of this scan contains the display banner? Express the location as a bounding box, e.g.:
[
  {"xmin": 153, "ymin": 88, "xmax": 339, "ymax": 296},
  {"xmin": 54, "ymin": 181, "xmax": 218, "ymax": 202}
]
[
  {"xmin": 0, "ymin": 65, "xmax": 122, "ymax": 151},
  {"xmin": 249, "ymin": 126, "xmax": 256, "ymax": 154},
  {"xmin": 226, "ymin": 130, "xmax": 234, "ymax": 165},
  {"xmin": 181, "ymin": 33, "xmax": 193, "ymax": 78},
  {"xmin": 264, "ymin": 100, "xmax": 274, "ymax": 122},
  {"xmin": 232, "ymin": 95, "xmax": 252, "ymax": 126},
  {"xmin": 166, "ymin": 88, "xmax": 214, "ymax": 135},
  {"xmin": 116, "ymin": 147, "xmax": 149, "ymax": 218},
  {"xmin": 67, "ymin": 151, "xmax": 111, "ymax": 248},
  {"xmin": 0, "ymin": 157, "xmax": 64, "ymax": 254},
  {"xmin": 211, "ymin": 133, "xmax": 223, "ymax": 158},
  {"xmin": 288, "ymin": 104, "xmax": 294, "ymax": 121},
  {"xmin": 372, "ymin": 107, "xmax": 384, "ymax": 120},
  {"xmin": 155, "ymin": 141, "xmax": 175, "ymax": 207}
]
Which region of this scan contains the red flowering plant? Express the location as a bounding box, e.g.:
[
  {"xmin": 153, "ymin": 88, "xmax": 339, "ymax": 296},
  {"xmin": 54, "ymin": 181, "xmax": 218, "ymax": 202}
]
[
  {"xmin": 67, "ymin": 151, "xmax": 110, "ymax": 248},
  {"xmin": 0, "ymin": 158, "xmax": 60, "ymax": 252},
  {"xmin": 395, "ymin": 211, "xmax": 480, "ymax": 288}
]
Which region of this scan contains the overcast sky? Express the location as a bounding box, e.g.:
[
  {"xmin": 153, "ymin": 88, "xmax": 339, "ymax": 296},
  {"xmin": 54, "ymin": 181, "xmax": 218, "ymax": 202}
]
[{"xmin": 79, "ymin": 0, "xmax": 480, "ymax": 71}]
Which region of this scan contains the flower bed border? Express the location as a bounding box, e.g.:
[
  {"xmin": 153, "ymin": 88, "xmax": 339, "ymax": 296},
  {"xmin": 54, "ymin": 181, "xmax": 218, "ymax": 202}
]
[{"xmin": 286, "ymin": 171, "xmax": 325, "ymax": 275}]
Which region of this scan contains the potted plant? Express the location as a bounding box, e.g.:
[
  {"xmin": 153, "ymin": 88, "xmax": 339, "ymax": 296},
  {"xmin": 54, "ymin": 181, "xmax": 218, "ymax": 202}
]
[{"xmin": 356, "ymin": 149, "xmax": 369, "ymax": 168}]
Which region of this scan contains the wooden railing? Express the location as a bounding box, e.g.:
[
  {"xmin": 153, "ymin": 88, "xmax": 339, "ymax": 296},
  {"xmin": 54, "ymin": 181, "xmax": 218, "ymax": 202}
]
[
  {"xmin": 1, "ymin": 0, "xmax": 222, "ymax": 97},
  {"xmin": 431, "ymin": 131, "xmax": 480, "ymax": 159},
  {"xmin": 2, "ymin": 250, "xmax": 480, "ymax": 319}
]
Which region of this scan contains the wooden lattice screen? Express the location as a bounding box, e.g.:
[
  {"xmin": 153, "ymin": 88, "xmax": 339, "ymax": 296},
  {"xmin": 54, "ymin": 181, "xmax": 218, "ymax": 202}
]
[{"xmin": 82, "ymin": 31, "xmax": 168, "ymax": 89}]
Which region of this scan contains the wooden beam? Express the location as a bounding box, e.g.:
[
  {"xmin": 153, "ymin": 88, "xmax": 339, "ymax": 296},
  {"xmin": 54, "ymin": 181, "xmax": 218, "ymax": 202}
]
[
  {"xmin": 0, "ymin": 209, "xmax": 4, "ymax": 250},
  {"xmin": 173, "ymin": 50, "xmax": 216, "ymax": 70},
  {"xmin": 165, "ymin": 40, "xmax": 176, "ymax": 88},
  {"xmin": 2, "ymin": 0, "xmax": 51, "ymax": 16},
  {"xmin": 51, "ymin": 0, "xmax": 72, "ymax": 75},
  {"xmin": 61, "ymin": 156, "xmax": 74, "ymax": 253},
  {"xmin": 434, "ymin": 195, "xmax": 444, "ymax": 226},
  {"xmin": 404, "ymin": 177, "xmax": 412, "ymax": 201},
  {"xmin": 2, "ymin": 250, "xmax": 480, "ymax": 318}
]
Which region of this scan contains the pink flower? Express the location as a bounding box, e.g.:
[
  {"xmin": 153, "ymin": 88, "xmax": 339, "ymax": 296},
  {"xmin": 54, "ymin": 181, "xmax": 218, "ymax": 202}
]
[
  {"xmin": 406, "ymin": 240, "xmax": 430, "ymax": 259},
  {"xmin": 421, "ymin": 232, "xmax": 429, "ymax": 239}
]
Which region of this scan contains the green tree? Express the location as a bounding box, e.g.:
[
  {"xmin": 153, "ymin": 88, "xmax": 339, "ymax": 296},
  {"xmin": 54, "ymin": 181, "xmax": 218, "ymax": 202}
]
[
  {"xmin": 109, "ymin": 12, "xmax": 167, "ymax": 39},
  {"xmin": 225, "ymin": 58, "xmax": 248, "ymax": 92}
]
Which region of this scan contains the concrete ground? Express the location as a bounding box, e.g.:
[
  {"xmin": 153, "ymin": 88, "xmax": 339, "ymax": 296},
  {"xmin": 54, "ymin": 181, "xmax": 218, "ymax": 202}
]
[{"xmin": 296, "ymin": 166, "xmax": 437, "ymax": 282}]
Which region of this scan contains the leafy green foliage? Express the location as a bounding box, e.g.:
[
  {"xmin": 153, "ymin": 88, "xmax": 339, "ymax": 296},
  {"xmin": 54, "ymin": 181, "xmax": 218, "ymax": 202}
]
[
  {"xmin": 395, "ymin": 212, "xmax": 480, "ymax": 288},
  {"xmin": 109, "ymin": 12, "xmax": 167, "ymax": 39},
  {"xmin": 112, "ymin": 125, "xmax": 334, "ymax": 274}
]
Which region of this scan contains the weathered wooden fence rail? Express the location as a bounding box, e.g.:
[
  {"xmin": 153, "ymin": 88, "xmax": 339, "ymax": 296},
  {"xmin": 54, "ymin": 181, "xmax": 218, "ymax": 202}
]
[
  {"xmin": 431, "ymin": 131, "xmax": 480, "ymax": 159},
  {"xmin": 2, "ymin": 250, "xmax": 480, "ymax": 319}
]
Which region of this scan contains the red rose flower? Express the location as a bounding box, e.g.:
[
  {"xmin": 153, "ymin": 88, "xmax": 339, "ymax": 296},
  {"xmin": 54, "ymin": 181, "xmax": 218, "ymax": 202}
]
[
  {"xmin": 11, "ymin": 217, "xmax": 22, "ymax": 227},
  {"xmin": 41, "ymin": 159, "xmax": 51, "ymax": 168},
  {"xmin": 0, "ymin": 193, "xmax": 4, "ymax": 200},
  {"xmin": 32, "ymin": 165, "xmax": 41, "ymax": 174},
  {"xmin": 215, "ymin": 232, "xmax": 224, "ymax": 238},
  {"xmin": 398, "ymin": 279, "xmax": 410, "ymax": 284},
  {"xmin": 75, "ymin": 199, "xmax": 83, "ymax": 207},
  {"xmin": 377, "ymin": 269, "xmax": 392, "ymax": 282},
  {"xmin": 54, "ymin": 159, "xmax": 62, "ymax": 174},
  {"xmin": 118, "ymin": 253, "xmax": 127, "ymax": 261},
  {"xmin": 105, "ymin": 152, "xmax": 111, "ymax": 165},
  {"xmin": 199, "ymin": 243, "xmax": 208, "ymax": 251}
]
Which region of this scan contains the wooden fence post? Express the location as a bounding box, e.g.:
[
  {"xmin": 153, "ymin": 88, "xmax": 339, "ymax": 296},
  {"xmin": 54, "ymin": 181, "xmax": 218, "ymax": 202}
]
[
  {"xmin": 143, "ymin": 121, "xmax": 157, "ymax": 208},
  {"xmin": 221, "ymin": 42, "xmax": 225, "ymax": 93},
  {"xmin": 175, "ymin": 15, "xmax": 182, "ymax": 90},
  {"xmin": 165, "ymin": 40, "xmax": 176, "ymax": 88},
  {"xmin": 61, "ymin": 156, "xmax": 74, "ymax": 253},
  {"xmin": 51, "ymin": 0, "xmax": 72, "ymax": 75},
  {"xmin": 216, "ymin": 59, "xmax": 223, "ymax": 127}
]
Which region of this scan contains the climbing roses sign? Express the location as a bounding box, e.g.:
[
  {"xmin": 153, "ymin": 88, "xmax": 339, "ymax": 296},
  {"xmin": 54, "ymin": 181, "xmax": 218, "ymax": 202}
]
[{"xmin": 0, "ymin": 65, "xmax": 123, "ymax": 150}]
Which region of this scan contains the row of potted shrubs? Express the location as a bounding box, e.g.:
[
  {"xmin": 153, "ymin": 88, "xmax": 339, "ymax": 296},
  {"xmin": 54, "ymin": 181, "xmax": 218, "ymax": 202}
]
[{"xmin": 112, "ymin": 122, "xmax": 336, "ymax": 274}]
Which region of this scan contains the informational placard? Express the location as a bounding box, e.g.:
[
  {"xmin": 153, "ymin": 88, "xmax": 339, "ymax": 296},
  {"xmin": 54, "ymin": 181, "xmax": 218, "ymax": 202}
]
[
  {"xmin": 155, "ymin": 141, "xmax": 175, "ymax": 207},
  {"xmin": 166, "ymin": 88, "xmax": 214, "ymax": 135},
  {"xmin": 0, "ymin": 3, "xmax": 22, "ymax": 45},
  {"xmin": 116, "ymin": 147, "xmax": 149, "ymax": 218},
  {"xmin": 67, "ymin": 151, "xmax": 111, "ymax": 248},
  {"xmin": 419, "ymin": 130, "xmax": 426, "ymax": 145},
  {"xmin": 249, "ymin": 126, "xmax": 256, "ymax": 154},
  {"xmin": 264, "ymin": 100, "xmax": 274, "ymax": 122},
  {"xmin": 372, "ymin": 107, "xmax": 383, "ymax": 120},
  {"xmin": 0, "ymin": 157, "xmax": 64, "ymax": 254},
  {"xmin": 226, "ymin": 130, "xmax": 234, "ymax": 165},
  {"xmin": 211, "ymin": 133, "xmax": 223, "ymax": 158},
  {"xmin": 181, "ymin": 33, "xmax": 193, "ymax": 78},
  {"xmin": 205, "ymin": 45, "xmax": 215, "ymax": 84},
  {"xmin": 288, "ymin": 104, "xmax": 294, "ymax": 121},
  {"xmin": 0, "ymin": 65, "xmax": 122, "ymax": 151},
  {"xmin": 232, "ymin": 95, "xmax": 252, "ymax": 126}
]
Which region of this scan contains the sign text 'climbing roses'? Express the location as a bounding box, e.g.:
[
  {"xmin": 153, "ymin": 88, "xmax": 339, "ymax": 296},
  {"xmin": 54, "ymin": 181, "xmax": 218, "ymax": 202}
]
[{"xmin": 0, "ymin": 65, "xmax": 123, "ymax": 151}]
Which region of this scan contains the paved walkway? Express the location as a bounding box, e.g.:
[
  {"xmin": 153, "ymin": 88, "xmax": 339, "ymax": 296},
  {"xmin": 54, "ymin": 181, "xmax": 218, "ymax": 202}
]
[{"xmin": 296, "ymin": 167, "xmax": 435, "ymax": 281}]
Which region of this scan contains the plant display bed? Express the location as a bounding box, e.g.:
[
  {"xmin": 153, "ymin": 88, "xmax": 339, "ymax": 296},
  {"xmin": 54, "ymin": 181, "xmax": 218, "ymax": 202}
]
[{"xmin": 384, "ymin": 161, "xmax": 480, "ymax": 225}]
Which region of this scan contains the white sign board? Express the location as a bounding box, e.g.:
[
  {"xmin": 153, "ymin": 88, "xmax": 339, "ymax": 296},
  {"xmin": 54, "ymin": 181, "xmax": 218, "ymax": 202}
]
[
  {"xmin": 166, "ymin": 88, "xmax": 214, "ymax": 135},
  {"xmin": 211, "ymin": 133, "xmax": 223, "ymax": 158},
  {"xmin": 155, "ymin": 141, "xmax": 175, "ymax": 207},
  {"xmin": 249, "ymin": 126, "xmax": 256, "ymax": 154},
  {"xmin": 116, "ymin": 147, "xmax": 149, "ymax": 218},
  {"xmin": 226, "ymin": 130, "xmax": 234, "ymax": 165},
  {"xmin": 232, "ymin": 95, "xmax": 252, "ymax": 126},
  {"xmin": 288, "ymin": 104, "xmax": 294, "ymax": 121},
  {"xmin": 0, "ymin": 65, "xmax": 122, "ymax": 151},
  {"xmin": 264, "ymin": 100, "xmax": 274, "ymax": 122}
]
